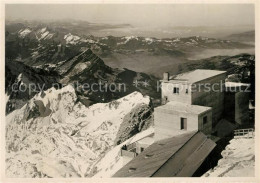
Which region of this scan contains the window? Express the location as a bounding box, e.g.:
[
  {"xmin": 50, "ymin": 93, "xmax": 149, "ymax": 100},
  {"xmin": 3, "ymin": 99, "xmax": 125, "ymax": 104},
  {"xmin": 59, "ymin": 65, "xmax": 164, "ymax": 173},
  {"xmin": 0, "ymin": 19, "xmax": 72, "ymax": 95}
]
[
  {"xmin": 173, "ymin": 87, "xmax": 179, "ymax": 94},
  {"xmin": 140, "ymin": 147, "xmax": 144, "ymax": 152},
  {"xmin": 128, "ymin": 167, "xmax": 136, "ymax": 172},
  {"xmin": 203, "ymin": 116, "xmax": 208, "ymax": 125},
  {"xmin": 180, "ymin": 118, "xmax": 187, "ymax": 130},
  {"xmin": 186, "ymin": 89, "xmax": 189, "ymax": 94},
  {"xmin": 145, "ymin": 154, "xmax": 153, "ymax": 159}
]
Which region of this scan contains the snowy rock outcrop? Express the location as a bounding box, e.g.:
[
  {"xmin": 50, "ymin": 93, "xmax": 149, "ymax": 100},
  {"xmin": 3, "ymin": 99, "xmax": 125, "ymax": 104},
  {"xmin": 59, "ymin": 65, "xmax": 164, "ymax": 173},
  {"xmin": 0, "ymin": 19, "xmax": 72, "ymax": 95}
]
[
  {"xmin": 6, "ymin": 85, "xmax": 150, "ymax": 178},
  {"xmin": 5, "ymin": 61, "xmax": 59, "ymax": 114},
  {"xmin": 114, "ymin": 103, "xmax": 153, "ymax": 145},
  {"xmin": 203, "ymin": 135, "xmax": 255, "ymax": 177}
]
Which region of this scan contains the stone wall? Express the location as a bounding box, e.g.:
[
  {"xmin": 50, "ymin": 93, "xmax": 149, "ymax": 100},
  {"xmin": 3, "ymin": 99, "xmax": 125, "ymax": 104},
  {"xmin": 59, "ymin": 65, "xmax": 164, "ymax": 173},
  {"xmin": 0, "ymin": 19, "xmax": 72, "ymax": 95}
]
[
  {"xmin": 161, "ymin": 82, "xmax": 192, "ymax": 104},
  {"xmin": 235, "ymin": 92, "xmax": 249, "ymax": 125},
  {"xmin": 154, "ymin": 107, "xmax": 212, "ymax": 141},
  {"xmin": 191, "ymin": 73, "xmax": 226, "ymax": 126},
  {"xmin": 198, "ymin": 110, "xmax": 213, "ymax": 135}
]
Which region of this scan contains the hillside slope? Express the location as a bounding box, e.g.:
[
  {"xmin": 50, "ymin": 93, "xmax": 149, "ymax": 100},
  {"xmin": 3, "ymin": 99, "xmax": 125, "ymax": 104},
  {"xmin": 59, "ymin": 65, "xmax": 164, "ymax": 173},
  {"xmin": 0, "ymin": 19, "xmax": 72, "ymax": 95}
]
[{"xmin": 226, "ymin": 30, "xmax": 255, "ymax": 43}]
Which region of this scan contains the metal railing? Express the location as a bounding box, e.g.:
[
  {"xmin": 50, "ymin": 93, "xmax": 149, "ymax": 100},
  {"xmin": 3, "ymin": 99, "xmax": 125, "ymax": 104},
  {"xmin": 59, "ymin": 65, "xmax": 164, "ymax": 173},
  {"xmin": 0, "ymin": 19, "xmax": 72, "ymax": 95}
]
[
  {"xmin": 120, "ymin": 142, "xmax": 138, "ymax": 158},
  {"xmin": 121, "ymin": 149, "xmax": 137, "ymax": 158},
  {"xmin": 234, "ymin": 128, "xmax": 254, "ymax": 138},
  {"xmin": 126, "ymin": 142, "xmax": 136, "ymax": 151}
]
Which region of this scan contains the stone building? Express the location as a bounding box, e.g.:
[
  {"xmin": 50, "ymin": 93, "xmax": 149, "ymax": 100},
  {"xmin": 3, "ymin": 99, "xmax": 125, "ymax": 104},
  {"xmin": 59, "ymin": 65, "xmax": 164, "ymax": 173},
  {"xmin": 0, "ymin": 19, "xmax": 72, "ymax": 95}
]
[
  {"xmin": 155, "ymin": 101, "xmax": 212, "ymax": 141},
  {"xmin": 114, "ymin": 69, "xmax": 251, "ymax": 177},
  {"xmin": 156, "ymin": 69, "xmax": 226, "ymax": 140}
]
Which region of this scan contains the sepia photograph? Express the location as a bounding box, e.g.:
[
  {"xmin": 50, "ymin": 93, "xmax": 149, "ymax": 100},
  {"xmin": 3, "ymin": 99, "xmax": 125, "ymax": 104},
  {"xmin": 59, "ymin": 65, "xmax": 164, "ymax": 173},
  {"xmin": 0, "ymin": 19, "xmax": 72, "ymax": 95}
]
[{"xmin": 0, "ymin": 1, "xmax": 258, "ymax": 182}]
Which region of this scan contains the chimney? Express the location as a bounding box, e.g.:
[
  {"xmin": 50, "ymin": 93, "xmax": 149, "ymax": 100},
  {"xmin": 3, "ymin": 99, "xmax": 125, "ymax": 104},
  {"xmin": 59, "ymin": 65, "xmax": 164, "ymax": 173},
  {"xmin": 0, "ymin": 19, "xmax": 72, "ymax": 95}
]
[{"xmin": 163, "ymin": 72, "xmax": 169, "ymax": 81}]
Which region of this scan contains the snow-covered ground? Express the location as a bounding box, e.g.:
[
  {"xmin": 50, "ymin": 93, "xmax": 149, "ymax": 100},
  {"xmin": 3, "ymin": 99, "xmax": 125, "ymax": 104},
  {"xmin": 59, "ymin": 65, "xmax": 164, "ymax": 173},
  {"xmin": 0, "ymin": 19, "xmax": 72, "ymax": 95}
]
[
  {"xmin": 225, "ymin": 82, "xmax": 251, "ymax": 87},
  {"xmin": 6, "ymin": 85, "xmax": 150, "ymax": 177},
  {"xmin": 203, "ymin": 135, "xmax": 255, "ymax": 177},
  {"xmin": 93, "ymin": 127, "xmax": 154, "ymax": 177}
]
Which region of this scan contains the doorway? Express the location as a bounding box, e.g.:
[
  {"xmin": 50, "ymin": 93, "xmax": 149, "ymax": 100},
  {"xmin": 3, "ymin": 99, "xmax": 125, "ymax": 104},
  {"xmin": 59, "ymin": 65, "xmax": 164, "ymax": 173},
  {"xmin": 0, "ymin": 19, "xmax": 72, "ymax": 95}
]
[{"xmin": 181, "ymin": 117, "xmax": 187, "ymax": 130}]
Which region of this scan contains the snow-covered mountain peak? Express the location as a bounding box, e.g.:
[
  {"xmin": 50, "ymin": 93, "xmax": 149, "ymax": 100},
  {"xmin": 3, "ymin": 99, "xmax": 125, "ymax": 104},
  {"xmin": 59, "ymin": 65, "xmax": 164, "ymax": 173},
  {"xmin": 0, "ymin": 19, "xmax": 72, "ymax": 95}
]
[
  {"xmin": 18, "ymin": 28, "xmax": 32, "ymax": 38},
  {"xmin": 35, "ymin": 27, "xmax": 54, "ymax": 40},
  {"xmin": 6, "ymin": 85, "xmax": 151, "ymax": 177},
  {"xmin": 64, "ymin": 33, "xmax": 81, "ymax": 45},
  {"xmin": 39, "ymin": 27, "xmax": 47, "ymax": 33},
  {"xmin": 24, "ymin": 85, "xmax": 77, "ymax": 118},
  {"xmin": 117, "ymin": 36, "xmax": 139, "ymax": 45}
]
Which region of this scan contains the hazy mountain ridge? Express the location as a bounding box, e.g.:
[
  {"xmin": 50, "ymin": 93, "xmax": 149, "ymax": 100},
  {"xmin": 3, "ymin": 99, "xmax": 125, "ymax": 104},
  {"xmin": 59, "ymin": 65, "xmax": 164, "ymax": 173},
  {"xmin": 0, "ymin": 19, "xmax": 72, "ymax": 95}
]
[
  {"xmin": 5, "ymin": 20, "xmax": 132, "ymax": 37},
  {"xmin": 6, "ymin": 19, "xmax": 254, "ymax": 38},
  {"xmin": 226, "ymin": 30, "xmax": 254, "ymax": 43},
  {"xmin": 6, "ymin": 21, "xmax": 254, "ymax": 78},
  {"xmin": 6, "ymin": 22, "xmax": 253, "ymax": 65},
  {"xmin": 5, "ymin": 49, "xmax": 160, "ymax": 113}
]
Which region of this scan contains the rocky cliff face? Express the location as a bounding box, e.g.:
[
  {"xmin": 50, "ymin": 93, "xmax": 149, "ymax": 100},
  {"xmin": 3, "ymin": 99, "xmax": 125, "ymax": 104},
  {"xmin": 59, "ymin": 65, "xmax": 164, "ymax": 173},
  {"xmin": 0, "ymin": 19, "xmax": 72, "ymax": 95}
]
[
  {"xmin": 6, "ymin": 85, "xmax": 152, "ymax": 177},
  {"xmin": 56, "ymin": 49, "xmax": 159, "ymax": 105},
  {"xmin": 5, "ymin": 61, "xmax": 60, "ymax": 114},
  {"xmin": 114, "ymin": 103, "xmax": 154, "ymax": 145}
]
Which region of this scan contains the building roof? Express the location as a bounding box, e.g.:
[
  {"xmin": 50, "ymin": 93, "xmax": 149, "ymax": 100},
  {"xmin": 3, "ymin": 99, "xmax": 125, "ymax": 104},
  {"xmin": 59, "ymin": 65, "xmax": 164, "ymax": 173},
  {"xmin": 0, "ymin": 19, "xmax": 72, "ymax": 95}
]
[
  {"xmin": 113, "ymin": 131, "xmax": 216, "ymax": 177},
  {"xmin": 169, "ymin": 69, "xmax": 226, "ymax": 83},
  {"xmin": 155, "ymin": 101, "xmax": 211, "ymax": 115}
]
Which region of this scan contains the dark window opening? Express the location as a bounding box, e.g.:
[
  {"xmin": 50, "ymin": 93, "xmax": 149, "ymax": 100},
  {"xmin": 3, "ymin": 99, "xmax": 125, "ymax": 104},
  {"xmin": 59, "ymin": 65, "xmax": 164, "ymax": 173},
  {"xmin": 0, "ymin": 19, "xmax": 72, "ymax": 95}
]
[
  {"xmin": 180, "ymin": 117, "xmax": 187, "ymax": 130},
  {"xmin": 128, "ymin": 167, "xmax": 136, "ymax": 172},
  {"xmin": 203, "ymin": 116, "xmax": 208, "ymax": 125},
  {"xmin": 173, "ymin": 87, "xmax": 179, "ymax": 94},
  {"xmin": 186, "ymin": 89, "xmax": 188, "ymax": 94},
  {"xmin": 144, "ymin": 154, "xmax": 153, "ymax": 159},
  {"xmin": 140, "ymin": 147, "xmax": 144, "ymax": 152},
  {"xmin": 121, "ymin": 144, "xmax": 127, "ymax": 150}
]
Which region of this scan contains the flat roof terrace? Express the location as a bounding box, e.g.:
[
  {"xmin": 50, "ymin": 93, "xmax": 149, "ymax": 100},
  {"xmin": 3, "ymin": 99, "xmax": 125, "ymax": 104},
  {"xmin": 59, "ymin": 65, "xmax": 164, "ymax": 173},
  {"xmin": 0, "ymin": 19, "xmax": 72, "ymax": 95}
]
[
  {"xmin": 155, "ymin": 101, "xmax": 212, "ymax": 115},
  {"xmin": 165, "ymin": 69, "xmax": 226, "ymax": 84}
]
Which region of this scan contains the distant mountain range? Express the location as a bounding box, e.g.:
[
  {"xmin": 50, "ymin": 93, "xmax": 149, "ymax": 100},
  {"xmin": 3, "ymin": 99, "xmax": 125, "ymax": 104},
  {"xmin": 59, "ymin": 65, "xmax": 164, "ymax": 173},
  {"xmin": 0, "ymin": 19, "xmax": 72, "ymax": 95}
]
[
  {"xmin": 6, "ymin": 21, "xmax": 254, "ymax": 76},
  {"xmin": 226, "ymin": 30, "xmax": 255, "ymax": 43},
  {"xmin": 5, "ymin": 21, "xmax": 255, "ymax": 114}
]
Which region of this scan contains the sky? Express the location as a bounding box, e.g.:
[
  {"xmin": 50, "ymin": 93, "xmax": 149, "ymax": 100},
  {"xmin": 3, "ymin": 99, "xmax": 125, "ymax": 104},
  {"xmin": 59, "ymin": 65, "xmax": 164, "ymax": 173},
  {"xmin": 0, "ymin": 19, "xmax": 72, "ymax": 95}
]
[{"xmin": 6, "ymin": 4, "xmax": 254, "ymax": 27}]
